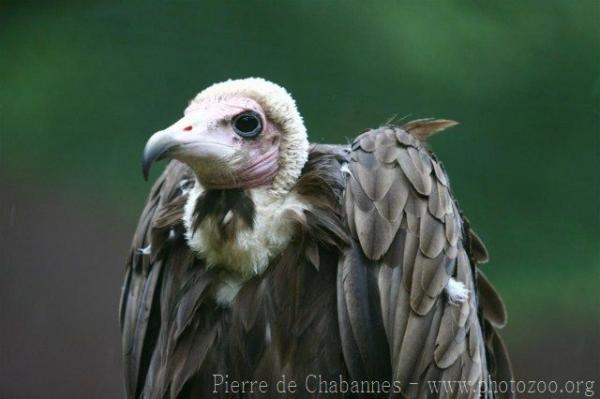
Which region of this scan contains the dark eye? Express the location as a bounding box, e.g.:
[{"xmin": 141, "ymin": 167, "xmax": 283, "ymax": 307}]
[{"xmin": 232, "ymin": 111, "xmax": 262, "ymax": 138}]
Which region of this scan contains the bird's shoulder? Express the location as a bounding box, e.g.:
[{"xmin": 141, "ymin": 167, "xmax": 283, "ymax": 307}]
[{"xmin": 346, "ymin": 121, "xmax": 461, "ymax": 267}]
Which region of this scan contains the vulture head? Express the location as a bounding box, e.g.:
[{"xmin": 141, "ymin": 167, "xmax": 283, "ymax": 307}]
[{"xmin": 142, "ymin": 78, "xmax": 309, "ymax": 196}]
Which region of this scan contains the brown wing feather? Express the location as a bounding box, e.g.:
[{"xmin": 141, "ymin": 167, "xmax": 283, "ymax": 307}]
[
  {"xmin": 120, "ymin": 161, "xmax": 200, "ymax": 399},
  {"xmin": 339, "ymin": 122, "xmax": 513, "ymax": 397}
]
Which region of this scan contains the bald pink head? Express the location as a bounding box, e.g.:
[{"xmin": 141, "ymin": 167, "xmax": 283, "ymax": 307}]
[{"xmin": 143, "ymin": 95, "xmax": 281, "ymax": 190}]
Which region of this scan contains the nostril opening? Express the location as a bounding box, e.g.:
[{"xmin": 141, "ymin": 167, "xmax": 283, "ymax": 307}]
[{"xmin": 183, "ymin": 125, "xmax": 193, "ymax": 131}]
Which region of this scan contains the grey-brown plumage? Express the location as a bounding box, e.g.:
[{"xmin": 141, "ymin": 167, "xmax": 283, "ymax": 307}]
[
  {"xmin": 341, "ymin": 125, "xmax": 512, "ymax": 398},
  {"xmin": 121, "ymin": 120, "xmax": 513, "ymax": 398}
]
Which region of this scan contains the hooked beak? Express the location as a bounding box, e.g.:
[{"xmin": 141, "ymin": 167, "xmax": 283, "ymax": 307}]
[
  {"xmin": 142, "ymin": 130, "xmax": 178, "ymax": 180},
  {"xmin": 142, "ymin": 127, "xmax": 237, "ymax": 181}
]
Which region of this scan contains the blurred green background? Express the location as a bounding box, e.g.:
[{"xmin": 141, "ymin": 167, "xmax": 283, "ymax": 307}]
[{"xmin": 1, "ymin": 1, "xmax": 598, "ymax": 398}]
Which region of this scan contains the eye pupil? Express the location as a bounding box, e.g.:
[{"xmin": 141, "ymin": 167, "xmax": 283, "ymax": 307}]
[
  {"xmin": 233, "ymin": 112, "xmax": 262, "ymax": 138},
  {"xmin": 236, "ymin": 116, "xmax": 258, "ymax": 132}
]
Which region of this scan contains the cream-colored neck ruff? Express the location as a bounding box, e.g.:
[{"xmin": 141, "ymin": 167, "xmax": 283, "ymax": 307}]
[{"xmin": 182, "ymin": 183, "xmax": 310, "ymax": 281}]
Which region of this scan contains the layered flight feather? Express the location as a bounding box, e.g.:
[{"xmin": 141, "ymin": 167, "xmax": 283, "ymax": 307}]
[{"xmin": 339, "ymin": 122, "xmax": 513, "ymax": 398}]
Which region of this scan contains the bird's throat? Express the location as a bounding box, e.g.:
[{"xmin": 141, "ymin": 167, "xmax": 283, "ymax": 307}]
[
  {"xmin": 182, "ymin": 181, "xmax": 309, "ymax": 284},
  {"xmin": 191, "ymin": 188, "xmax": 256, "ymax": 241}
]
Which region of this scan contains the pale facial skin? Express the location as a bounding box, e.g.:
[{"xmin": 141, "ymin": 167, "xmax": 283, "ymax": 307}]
[{"xmin": 143, "ymin": 96, "xmax": 281, "ymax": 190}]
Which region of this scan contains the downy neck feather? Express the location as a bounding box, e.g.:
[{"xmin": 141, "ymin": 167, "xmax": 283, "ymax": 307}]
[{"xmin": 182, "ymin": 180, "xmax": 309, "ymax": 281}]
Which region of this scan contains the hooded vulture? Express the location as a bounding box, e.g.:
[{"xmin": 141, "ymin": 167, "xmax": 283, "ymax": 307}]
[{"xmin": 121, "ymin": 78, "xmax": 513, "ymax": 398}]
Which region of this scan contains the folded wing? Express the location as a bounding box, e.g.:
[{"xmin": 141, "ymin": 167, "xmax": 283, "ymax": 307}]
[{"xmin": 338, "ymin": 122, "xmax": 513, "ymax": 398}]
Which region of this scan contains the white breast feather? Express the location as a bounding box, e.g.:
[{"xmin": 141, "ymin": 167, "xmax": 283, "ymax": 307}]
[{"xmin": 183, "ymin": 182, "xmax": 309, "ymax": 286}]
